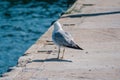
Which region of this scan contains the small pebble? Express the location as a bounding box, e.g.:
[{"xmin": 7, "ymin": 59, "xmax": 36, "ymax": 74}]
[
  {"xmin": 89, "ymin": 69, "xmax": 91, "ymax": 71},
  {"xmin": 85, "ymin": 52, "xmax": 88, "ymax": 54}
]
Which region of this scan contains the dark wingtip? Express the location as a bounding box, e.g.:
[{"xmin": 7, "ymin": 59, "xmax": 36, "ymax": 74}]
[
  {"xmin": 66, "ymin": 44, "xmax": 84, "ymax": 50},
  {"xmin": 75, "ymin": 45, "xmax": 84, "ymax": 50},
  {"xmin": 78, "ymin": 47, "xmax": 84, "ymax": 50},
  {"xmin": 80, "ymin": 47, "xmax": 84, "ymax": 50}
]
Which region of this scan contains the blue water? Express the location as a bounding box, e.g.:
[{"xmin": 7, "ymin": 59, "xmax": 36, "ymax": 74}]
[{"xmin": 0, "ymin": 0, "xmax": 75, "ymax": 75}]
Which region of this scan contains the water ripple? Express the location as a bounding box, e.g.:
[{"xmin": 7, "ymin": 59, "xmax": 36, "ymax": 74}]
[{"xmin": 0, "ymin": 0, "xmax": 76, "ymax": 75}]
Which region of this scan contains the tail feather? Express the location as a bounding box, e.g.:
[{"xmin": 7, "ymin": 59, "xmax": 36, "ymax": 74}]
[
  {"xmin": 74, "ymin": 44, "xmax": 84, "ymax": 50},
  {"xmin": 66, "ymin": 44, "xmax": 84, "ymax": 50}
]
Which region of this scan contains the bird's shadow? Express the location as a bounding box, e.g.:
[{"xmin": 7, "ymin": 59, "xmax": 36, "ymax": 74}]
[{"xmin": 32, "ymin": 58, "xmax": 72, "ymax": 63}]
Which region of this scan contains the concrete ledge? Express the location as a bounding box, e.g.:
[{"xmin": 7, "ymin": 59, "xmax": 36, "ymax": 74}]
[{"xmin": 0, "ymin": 0, "xmax": 120, "ymax": 80}]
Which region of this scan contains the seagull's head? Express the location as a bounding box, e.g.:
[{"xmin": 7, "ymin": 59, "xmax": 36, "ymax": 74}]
[{"xmin": 52, "ymin": 21, "xmax": 63, "ymax": 31}]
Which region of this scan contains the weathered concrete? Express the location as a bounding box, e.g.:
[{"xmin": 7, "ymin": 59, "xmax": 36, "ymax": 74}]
[{"xmin": 0, "ymin": 0, "xmax": 120, "ymax": 80}]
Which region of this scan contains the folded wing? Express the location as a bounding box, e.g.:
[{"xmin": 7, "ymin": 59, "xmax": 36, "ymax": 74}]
[{"xmin": 52, "ymin": 30, "xmax": 83, "ymax": 50}]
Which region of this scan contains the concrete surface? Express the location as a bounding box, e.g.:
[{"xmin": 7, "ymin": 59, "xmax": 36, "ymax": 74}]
[{"xmin": 0, "ymin": 0, "xmax": 120, "ymax": 80}]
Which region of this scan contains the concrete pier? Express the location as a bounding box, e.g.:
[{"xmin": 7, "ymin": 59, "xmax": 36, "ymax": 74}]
[{"xmin": 0, "ymin": 0, "xmax": 120, "ymax": 80}]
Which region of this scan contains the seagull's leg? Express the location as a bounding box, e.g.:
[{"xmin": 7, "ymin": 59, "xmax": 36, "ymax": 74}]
[
  {"xmin": 57, "ymin": 46, "xmax": 61, "ymax": 59},
  {"xmin": 61, "ymin": 48, "xmax": 65, "ymax": 59}
]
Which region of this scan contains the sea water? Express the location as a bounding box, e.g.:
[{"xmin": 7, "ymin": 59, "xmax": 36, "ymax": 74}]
[{"xmin": 0, "ymin": 0, "xmax": 75, "ymax": 75}]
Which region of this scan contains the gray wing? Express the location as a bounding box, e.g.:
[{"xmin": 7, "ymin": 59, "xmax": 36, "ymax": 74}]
[
  {"xmin": 52, "ymin": 31, "xmax": 83, "ymax": 50},
  {"xmin": 53, "ymin": 31, "xmax": 75, "ymax": 47},
  {"xmin": 64, "ymin": 32, "xmax": 74, "ymax": 40}
]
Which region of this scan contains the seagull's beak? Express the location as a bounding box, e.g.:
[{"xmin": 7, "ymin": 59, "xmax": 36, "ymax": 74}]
[{"xmin": 51, "ymin": 21, "xmax": 56, "ymax": 26}]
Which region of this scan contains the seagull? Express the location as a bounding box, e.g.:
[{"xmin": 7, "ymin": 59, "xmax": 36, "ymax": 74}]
[{"xmin": 52, "ymin": 21, "xmax": 83, "ymax": 59}]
